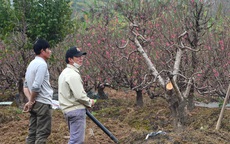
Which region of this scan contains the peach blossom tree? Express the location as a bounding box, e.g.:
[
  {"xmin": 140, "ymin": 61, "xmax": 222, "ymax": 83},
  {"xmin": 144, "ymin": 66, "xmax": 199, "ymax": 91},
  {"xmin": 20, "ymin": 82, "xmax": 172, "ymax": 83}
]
[{"xmin": 76, "ymin": 0, "xmax": 225, "ymax": 131}]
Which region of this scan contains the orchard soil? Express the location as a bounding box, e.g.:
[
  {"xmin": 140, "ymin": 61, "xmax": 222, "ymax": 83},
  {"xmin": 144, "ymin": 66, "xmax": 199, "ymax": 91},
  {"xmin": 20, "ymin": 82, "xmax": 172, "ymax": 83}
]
[{"xmin": 1, "ymin": 88, "xmax": 230, "ymax": 144}]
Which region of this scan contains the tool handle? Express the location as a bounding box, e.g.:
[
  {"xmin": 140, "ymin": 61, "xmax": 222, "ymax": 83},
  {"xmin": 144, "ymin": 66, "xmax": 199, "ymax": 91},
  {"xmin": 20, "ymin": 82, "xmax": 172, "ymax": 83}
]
[{"xmin": 86, "ymin": 109, "xmax": 119, "ymax": 143}]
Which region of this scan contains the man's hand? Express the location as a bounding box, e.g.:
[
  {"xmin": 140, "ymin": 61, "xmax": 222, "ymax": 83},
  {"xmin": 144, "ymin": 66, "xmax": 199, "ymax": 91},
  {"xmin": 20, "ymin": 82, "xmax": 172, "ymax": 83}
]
[
  {"xmin": 91, "ymin": 99, "xmax": 97, "ymax": 107},
  {"xmin": 23, "ymin": 101, "xmax": 35, "ymax": 113}
]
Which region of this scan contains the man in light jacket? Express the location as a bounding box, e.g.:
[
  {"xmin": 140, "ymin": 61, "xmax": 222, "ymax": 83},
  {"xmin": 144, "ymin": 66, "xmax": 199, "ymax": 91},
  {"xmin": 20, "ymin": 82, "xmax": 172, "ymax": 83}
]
[{"xmin": 58, "ymin": 47, "xmax": 95, "ymax": 144}]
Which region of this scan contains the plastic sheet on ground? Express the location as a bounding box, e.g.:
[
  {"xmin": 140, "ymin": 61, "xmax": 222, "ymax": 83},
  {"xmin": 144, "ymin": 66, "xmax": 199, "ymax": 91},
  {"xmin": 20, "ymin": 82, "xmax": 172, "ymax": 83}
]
[
  {"xmin": 0, "ymin": 100, "xmax": 60, "ymax": 109},
  {"xmin": 0, "ymin": 101, "xmax": 13, "ymax": 106},
  {"xmin": 145, "ymin": 130, "xmax": 167, "ymax": 140}
]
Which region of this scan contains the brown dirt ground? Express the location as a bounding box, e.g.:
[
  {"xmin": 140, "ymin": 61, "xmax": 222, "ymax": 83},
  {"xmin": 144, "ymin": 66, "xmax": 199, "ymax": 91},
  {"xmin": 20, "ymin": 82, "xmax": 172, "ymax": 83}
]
[{"xmin": 0, "ymin": 88, "xmax": 230, "ymax": 144}]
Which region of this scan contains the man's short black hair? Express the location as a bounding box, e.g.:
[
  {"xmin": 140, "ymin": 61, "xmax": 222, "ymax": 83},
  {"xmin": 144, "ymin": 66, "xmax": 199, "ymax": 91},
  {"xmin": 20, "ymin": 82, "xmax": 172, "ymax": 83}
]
[{"xmin": 33, "ymin": 39, "xmax": 50, "ymax": 55}]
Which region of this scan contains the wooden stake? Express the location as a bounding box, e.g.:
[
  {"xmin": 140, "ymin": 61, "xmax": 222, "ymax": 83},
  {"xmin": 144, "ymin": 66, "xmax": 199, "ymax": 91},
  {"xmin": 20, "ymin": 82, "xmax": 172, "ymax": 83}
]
[{"xmin": 215, "ymin": 83, "xmax": 230, "ymax": 130}]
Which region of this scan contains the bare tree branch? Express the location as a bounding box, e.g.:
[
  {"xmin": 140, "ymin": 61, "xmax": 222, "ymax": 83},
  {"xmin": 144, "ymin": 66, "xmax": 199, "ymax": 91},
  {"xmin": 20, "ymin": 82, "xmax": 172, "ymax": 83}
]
[{"xmin": 116, "ymin": 39, "xmax": 130, "ymax": 49}]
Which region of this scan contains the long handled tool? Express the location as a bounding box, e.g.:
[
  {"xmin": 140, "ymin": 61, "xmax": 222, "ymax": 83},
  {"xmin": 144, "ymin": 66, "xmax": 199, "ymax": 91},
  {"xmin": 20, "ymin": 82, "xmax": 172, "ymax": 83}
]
[{"xmin": 86, "ymin": 109, "xmax": 119, "ymax": 143}]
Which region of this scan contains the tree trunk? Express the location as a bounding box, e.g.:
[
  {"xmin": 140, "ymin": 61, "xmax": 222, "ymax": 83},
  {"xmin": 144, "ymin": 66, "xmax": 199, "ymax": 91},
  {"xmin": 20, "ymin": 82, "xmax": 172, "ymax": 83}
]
[
  {"xmin": 136, "ymin": 90, "xmax": 143, "ymax": 107},
  {"xmin": 98, "ymin": 84, "xmax": 108, "ymax": 99},
  {"xmin": 187, "ymin": 52, "xmax": 197, "ymax": 111},
  {"xmin": 17, "ymin": 77, "xmax": 27, "ymax": 108},
  {"xmin": 187, "ymin": 85, "xmax": 195, "ymax": 111},
  {"xmin": 168, "ymin": 93, "xmax": 187, "ymax": 132}
]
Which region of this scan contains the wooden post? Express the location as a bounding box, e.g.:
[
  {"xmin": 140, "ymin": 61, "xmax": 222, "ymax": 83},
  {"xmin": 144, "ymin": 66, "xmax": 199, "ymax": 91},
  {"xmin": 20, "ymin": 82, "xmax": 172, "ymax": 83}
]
[{"xmin": 215, "ymin": 83, "xmax": 230, "ymax": 130}]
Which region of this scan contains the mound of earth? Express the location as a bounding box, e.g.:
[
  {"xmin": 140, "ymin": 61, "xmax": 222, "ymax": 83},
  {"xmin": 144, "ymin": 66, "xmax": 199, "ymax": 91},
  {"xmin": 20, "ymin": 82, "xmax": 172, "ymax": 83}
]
[{"xmin": 0, "ymin": 88, "xmax": 230, "ymax": 144}]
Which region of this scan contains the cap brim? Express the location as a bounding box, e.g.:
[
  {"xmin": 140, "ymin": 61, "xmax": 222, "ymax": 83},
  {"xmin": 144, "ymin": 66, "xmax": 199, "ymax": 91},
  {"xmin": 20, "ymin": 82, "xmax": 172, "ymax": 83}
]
[{"xmin": 74, "ymin": 52, "xmax": 87, "ymax": 57}]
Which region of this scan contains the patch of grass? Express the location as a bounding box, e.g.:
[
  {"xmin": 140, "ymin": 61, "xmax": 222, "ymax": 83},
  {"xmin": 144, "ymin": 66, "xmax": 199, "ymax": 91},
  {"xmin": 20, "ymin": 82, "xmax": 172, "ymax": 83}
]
[{"xmin": 0, "ymin": 106, "xmax": 24, "ymax": 123}]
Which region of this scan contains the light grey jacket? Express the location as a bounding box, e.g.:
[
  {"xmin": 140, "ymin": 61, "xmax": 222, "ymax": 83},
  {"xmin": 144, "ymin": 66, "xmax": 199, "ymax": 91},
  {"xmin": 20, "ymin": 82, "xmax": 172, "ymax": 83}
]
[{"xmin": 58, "ymin": 64, "xmax": 92, "ymax": 113}]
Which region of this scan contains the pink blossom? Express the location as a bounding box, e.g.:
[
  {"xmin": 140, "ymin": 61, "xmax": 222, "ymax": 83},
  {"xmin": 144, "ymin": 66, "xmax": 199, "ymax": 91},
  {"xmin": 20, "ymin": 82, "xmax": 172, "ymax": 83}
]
[
  {"xmin": 213, "ymin": 69, "xmax": 219, "ymax": 77},
  {"xmin": 106, "ymin": 51, "xmax": 110, "ymax": 58},
  {"xmin": 87, "ymin": 43, "xmax": 91, "ymax": 47},
  {"xmin": 97, "ymin": 40, "xmax": 101, "ymax": 44},
  {"xmin": 84, "ymin": 75, "xmax": 91, "ymax": 81},
  {"xmin": 121, "ymin": 39, "xmax": 126, "ymax": 44},
  {"xmin": 171, "ymin": 34, "xmax": 176, "ymax": 39},
  {"xmin": 156, "ymin": 51, "xmax": 160, "ymax": 59},
  {"xmin": 131, "ymin": 44, "xmax": 135, "ymax": 49},
  {"xmin": 219, "ymin": 40, "xmax": 224, "ymax": 50},
  {"xmin": 155, "ymin": 23, "xmax": 160, "ymax": 28},
  {"xmin": 85, "ymin": 60, "xmax": 90, "ymax": 66},
  {"xmin": 151, "ymin": 42, "xmax": 154, "ymax": 46},
  {"xmin": 98, "ymin": 77, "xmax": 102, "ymax": 81}
]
